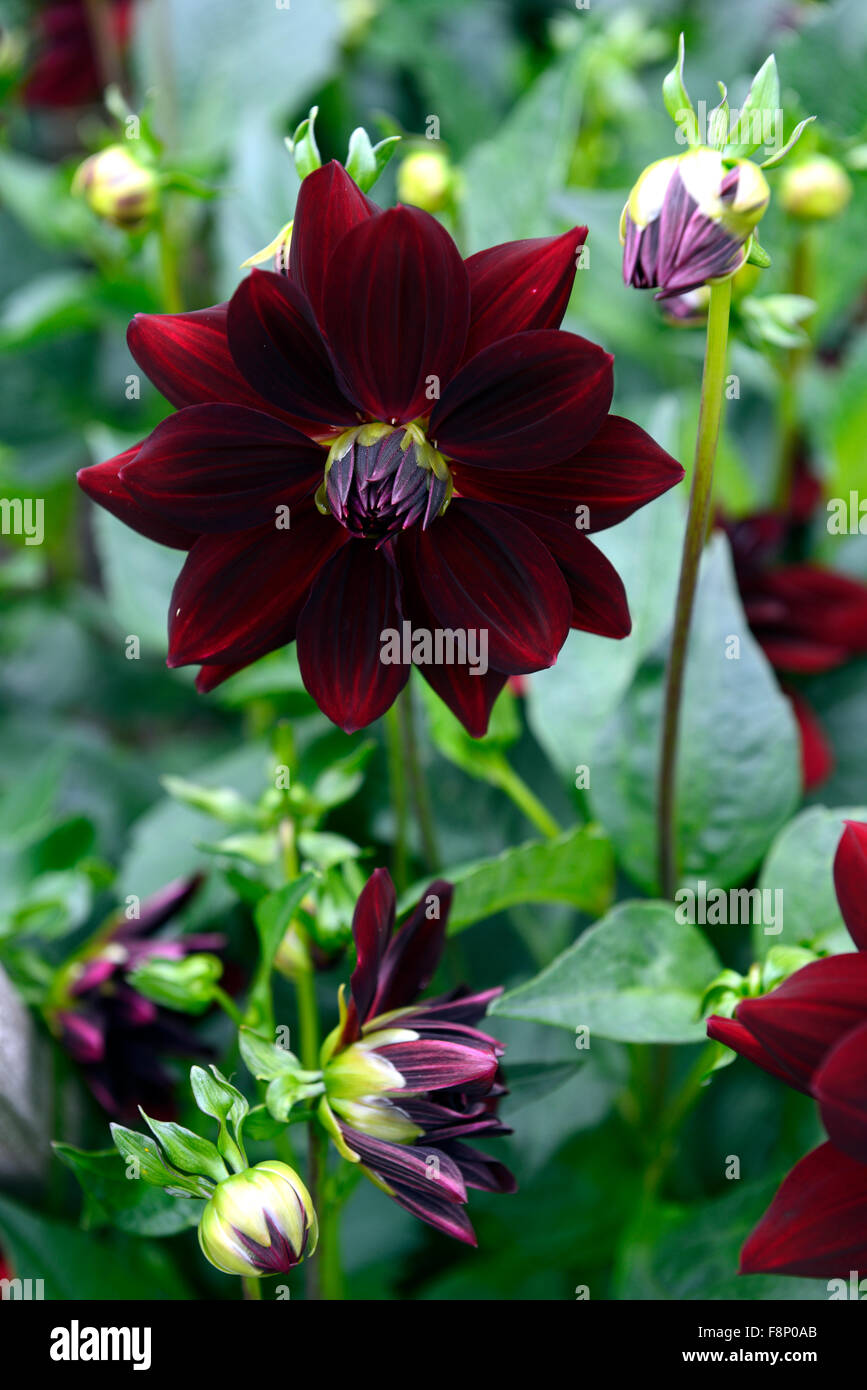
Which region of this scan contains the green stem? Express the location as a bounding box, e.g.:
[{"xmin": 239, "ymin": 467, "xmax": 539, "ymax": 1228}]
[
  {"xmin": 774, "ymin": 229, "xmax": 814, "ymax": 510},
  {"xmin": 211, "ymin": 985, "xmax": 244, "ymax": 1029},
  {"xmin": 384, "ymin": 704, "xmax": 409, "ymax": 892},
  {"xmin": 657, "ymin": 277, "xmax": 732, "ymax": 899},
  {"xmin": 155, "ymin": 205, "xmax": 183, "ymax": 314},
  {"xmin": 494, "ymin": 761, "xmax": 562, "ymax": 840},
  {"xmin": 397, "ymin": 684, "xmax": 441, "ymax": 871},
  {"xmin": 242, "ymin": 1275, "xmax": 262, "ymax": 1300},
  {"xmin": 642, "ymin": 1042, "xmax": 717, "ymax": 1200},
  {"xmin": 294, "ymin": 964, "xmax": 333, "ymax": 1300}
]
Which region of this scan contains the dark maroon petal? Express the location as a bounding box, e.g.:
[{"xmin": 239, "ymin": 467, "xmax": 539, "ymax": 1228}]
[
  {"xmin": 122, "ymin": 875, "xmax": 203, "ymax": 939},
  {"xmin": 120, "ymin": 405, "xmax": 323, "ymax": 533},
  {"xmin": 196, "ymin": 660, "xmax": 247, "ymax": 693},
  {"xmin": 58, "ymin": 1011, "xmax": 105, "ymax": 1063},
  {"xmin": 78, "ymin": 449, "xmax": 199, "ymax": 550},
  {"xmin": 377, "ymin": 1038, "xmax": 499, "ymax": 1091},
  {"xmin": 397, "ymin": 545, "xmax": 508, "ymax": 735},
  {"xmin": 168, "ymin": 505, "xmax": 346, "ymax": 666},
  {"xmin": 405, "ymin": 987, "xmax": 503, "ymax": 1028},
  {"xmin": 452, "ymin": 415, "xmax": 684, "ymax": 530},
  {"xmin": 748, "ymin": 566, "xmax": 867, "ymax": 674},
  {"xmin": 438, "ymin": 1139, "xmax": 517, "ymax": 1194},
  {"xmin": 735, "ymin": 954, "xmax": 867, "ymax": 1090},
  {"xmin": 128, "ymin": 305, "xmax": 302, "ymax": 424},
  {"xmin": 462, "ymin": 227, "xmax": 586, "ymax": 360},
  {"xmin": 430, "ymin": 329, "xmax": 613, "ymax": 470},
  {"xmin": 787, "ymin": 689, "xmax": 834, "ymax": 793},
  {"xmin": 227, "ymin": 270, "xmax": 359, "ymax": 430},
  {"xmin": 384, "ymin": 1180, "xmax": 477, "ymax": 1245},
  {"xmin": 401, "ymin": 1096, "xmax": 508, "ymax": 1143},
  {"xmin": 345, "ymin": 868, "xmax": 396, "ymax": 1038},
  {"xmin": 340, "ymin": 1126, "xmax": 466, "ymax": 1203},
  {"xmin": 289, "ymin": 161, "xmax": 380, "ymax": 331},
  {"xmin": 740, "ymin": 1142, "xmax": 867, "ymax": 1278},
  {"xmin": 296, "ymin": 540, "xmax": 410, "ymax": 733},
  {"xmin": 814, "ymin": 1021, "xmax": 867, "ymax": 1164},
  {"xmin": 706, "ymin": 1014, "xmax": 810, "ymax": 1092},
  {"xmin": 369, "ymin": 880, "xmax": 453, "ymax": 1017},
  {"xmin": 322, "ymin": 205, "xmax": 470, "ymax": 424},
  {"xmin": 834, "ymin": 820, "xmax": 867, "ymax": 952},
  {"xmin": 501, "ymin": 508, "xmax": 631, "ymax": 638},
  {"xmin": 409, "ymin": 499, "xmax": 571, "ymax": 674}
]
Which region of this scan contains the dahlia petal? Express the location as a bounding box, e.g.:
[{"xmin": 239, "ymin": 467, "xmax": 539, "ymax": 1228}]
[
  {"xmin": 834, "ymin": 820, "xmax": 867, "ymax": 951},
  {"xmin": 397, "ymin": 550, "xmax": 508, "ymax": 734},
  {"xmin": 706, "ymin": 1014, "xmax": 810, "ymax": 1092},
  {"xmin": 749, "ymin": 567, "xmax": 867, "ymax": 673},
  {"xmin": 406, "ymin": 987, "xmax": 503, "ymax": 1028},
  {"xmin": 128, "ymin": 305, "xmax": 298, "ymax": 419},
  {"xmin": 384, "ymin": 1181, "xmax": 477, "ymax": 1246},
  {"xmin": 289, "ymin": 161, "xmax": 380, "ymax": 330},
  {"xmin": 340, "ymin": 1126, "xmax": 467, "ymax": 1203},
  {"xmin": 452, "ymin": 415, "xmax": 684, "ymax": 530},
  {"xmin": 377, "ymin": 1038, "xmax": 499, "ymax": 1091},
  {"xmin": 740, "ymin": 1142, "xmax": 867, "ymax": 1278},
  {"xmin": 119, "ymin": 404, "xmax": 322, "ymax": 533},
  {"xmin": 295, "ymin": 541, "xmax": 410, "ymax": 733},
  {"xmin": 346, "ymin": 868, "xmax": 396, "ymax": 1038},
  {"xmin": 735, "ymin": 954, "xmax": 867, "ymax": 1090},
  {"xmin": 439, "ymin": 1139, "xmax": 517, "ymax": 1194},
  {"xmin": 501, "ymin": 508, "xmax": 631, "ymax": 637},
  {"xmin": 462, "ymin": 227, "xmax": 586, "ymax": 360},
  {"xmin": 226, "ymin": 270, "xmax": 358, "ymax": 429},
  {"xmin": 814, "ymin": 1021, "xmax": 867, "ymax": 1164},
  {"xmin": 787, "ymin": 689, "xmax": 834, "ymax": 793},
  {"xmin": 430, "ymin": 329, "xmax": 613, "ymax": 470},
  {"xmin": 58, "ymin": 1011, "xmax": 105, "ymax": 1064},
  {"xmin": 78, "ymin": 449, "xmax": 199, "ymax": 550},
  {"xmin": 124, "ymin": 876, "xmax": 203, "ymax": 939},
  {"xmin": 322, "ymin": 205, "xmax": 470, "ymax": 424},
  {"xmin": 409, "ymin": 500, "xmax": 571, "ymax": 674},
  {"xmin": 168, "ymin": 506, "xmax": 346, "ymax": 667},
  {"xmin": 370, "ymin": 879, "xmax": 453, "ymax": 1017}
]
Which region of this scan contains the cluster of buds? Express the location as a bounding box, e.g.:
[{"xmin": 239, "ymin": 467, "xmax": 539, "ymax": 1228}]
[{"xmin": 111, "ymin": 1064, "xmax": 317, "ymax": 1279}]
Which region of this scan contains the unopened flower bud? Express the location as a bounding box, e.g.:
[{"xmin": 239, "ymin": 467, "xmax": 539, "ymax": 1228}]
[
  {"xmin": 396, "ymin": 149, "xmax": 454, "ymax": 213},
  {"xmin": 621, "ymin": 148, "xmax": 770, "ymax": 299},
  {"xmin": 72, "ymin": 144, "xmax": 159, "ymax": 229},
  {"xmin": 779, "ymin": 156, "xmax": 852, "ymax": 221},
  {"xmin": 198, "ymin": 1160, "xmax": 317, "ymax": 1277}
]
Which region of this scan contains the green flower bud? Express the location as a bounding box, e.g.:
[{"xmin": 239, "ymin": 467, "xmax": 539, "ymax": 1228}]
[
  {"xmin": 779, "ymin": 156, "xmax": 852, "ymax": 221},
  {"xmin": 396, "ymin": 149, "xmax": 455, "ymax": 213},
  {"xmin": 198, "ymin": 1160, "xmax": 317, "ymax": 1277},
  {"xmin": 72, "ymin": 144, "xmax": 159, "ymax": 229}
]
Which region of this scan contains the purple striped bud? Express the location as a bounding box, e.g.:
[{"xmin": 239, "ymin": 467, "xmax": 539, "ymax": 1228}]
[
  {"xmin": 198, "ymin": 1160, "xmax": 317, "ymax": 1278},
  {"xmin": 321, "ymin": 424, "xmax": 452, "ymax": 544}
]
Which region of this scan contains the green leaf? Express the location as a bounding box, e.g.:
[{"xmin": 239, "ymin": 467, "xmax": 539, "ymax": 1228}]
[
  {"xmin": 725, "ymin": 54, "xmax": 780, "ymax": 158},
  {"xmin": 344, "ymin": 128, "xmax": 401, "ymax": 192},
  {"xmin": 160, "ymin": 775, "xmax": 261, "ymax": 826},
  {"xmin": 287, "ymin": 107, "xmax": 322, "ymax": 179},
  {"xmin": 662, "ymin": 33, "xmax": 697, "ymax": 142},
  {"xmin": 760, "ymin": 116, "xmax": 816, "ymax": 169},
  {"xmin": 0, "ymin": 1192, "xmax": 195, "ymax": 1299},
  {"xmin": 492, "ymin": 900, "xmax": 721, "ymax": 1043},
  {"xmin": 138, "ymin": 1114, "xmax": 228, "ymax": 1184},
  {"xmin": 754, "ymin": 804, "xmax": 867, "ymax": 958},
  {"xmin": 109, "ymin": 1124, "xmax": 209, "ymax": 1197},
  {"xmin": 253, "ymin": 874, "xmax": 315, "ymax": 979},
  {"xmin": 399, "ymin": 823, "xmax": 614, "ymax": 933},
  {"xmin": 53, "ymin": 1144, "xmax": 202, "ymax": 1236},
  {"xmin": 707, "ymin": 83, "xmax": 730, "ymax": 152},
  {"xmin": 239, "ymin": 1027, "xmax": 303, "ymax": 1081},
  {"xmin": 588, "ymin": 535, "xmax": 800, "ymax": 892},
  {"xmin": 189, "ymin": 1065, "xmax": 248, "ymax": 1130},
  {"xmin": 419, "ymin": 678, "xmax": 520, "ymax": 786},
  {"xmin": 198, "ymin": 831, "xmax": 278, "ymax": 866},
  {"xmin": 128, "ymin": 952, "xmax": 223, "ymax": 1014}
]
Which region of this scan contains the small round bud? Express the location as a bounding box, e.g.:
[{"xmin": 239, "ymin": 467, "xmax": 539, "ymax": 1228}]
[
  {"xmin": 72, "ymin": 144, "xmax": 159, "ymax": 230},
  {"xmin": 397, "ymin": 149, "xmax": 454, "ymax": 214},
  {"xmin": 780, "ymin": 156, "xmax": 852, "ymax": 222},
  {"xmin": 198, "ymin": 1161, "xmax": 318, "ymax": 1277}
]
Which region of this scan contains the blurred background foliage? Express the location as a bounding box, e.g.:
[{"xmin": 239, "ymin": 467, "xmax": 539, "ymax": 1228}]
[{"xmin": 0, "ymin": 0, "xmax": 864, "ymax": 1300}]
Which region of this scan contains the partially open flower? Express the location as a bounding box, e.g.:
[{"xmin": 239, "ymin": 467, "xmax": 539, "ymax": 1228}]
[
  {"xmin": 780, "ymin": 156, "xmax": 852, "ymax": 221},
  {"xmin": 198, "ymin": 1160, "xmax": 318, "ymax": 1277},
  {"xmin": 72, "ymin": 144, "xmax": 159, "ymax": 229},
  {"xmin": 621, "ymin": 147, "xmax": 769, "ymax": 299},
  {"xmin": 318, "ymin": 868, "xmax": 515, "ymax": 1246}
]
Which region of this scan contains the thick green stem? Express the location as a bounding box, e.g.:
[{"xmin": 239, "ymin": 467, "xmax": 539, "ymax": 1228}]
[
  {"xmin": 156, "ymin": 206, "xmax": 183, "ymax": 314},
  {"xmin": 657, "ymin": 277, "xmax": 732, "ymax": 899},
  {"xmin": 242, "ymin": 1275, "xmax": 262, "ymax": 1300},
  {"xmin": 384, "ymin": 704, "xmax": 409, "ymax": 892},
  {"xmin": 494, "ymin": 761, "xmax": 562, "ymax": 841}
]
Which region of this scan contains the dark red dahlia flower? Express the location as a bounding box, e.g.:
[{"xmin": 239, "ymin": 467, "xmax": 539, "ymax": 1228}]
[
  {"xmin": 317, "ymin": 867, "xmax": 515, "ymax": 1245},
  {"xmin": 50, "ymin": 875, "xmax": 224, "ymax": 1119},
  {"xmin": 23, "ymin": 0, "xmax": 132, "ymax": 108},
  {"xmin": 723, "ymin": 486, "xmax": 867, "ymax": 790},
  {"xmin": 708, "ymin": 820, "xmax": 867, "ymax": 1277},
  {"xmin": 78, "ymin": 161, "xmax": 684, "ymax": 735}
]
